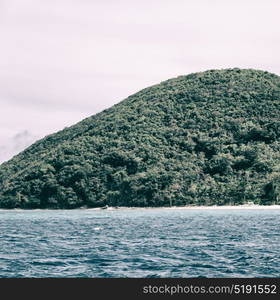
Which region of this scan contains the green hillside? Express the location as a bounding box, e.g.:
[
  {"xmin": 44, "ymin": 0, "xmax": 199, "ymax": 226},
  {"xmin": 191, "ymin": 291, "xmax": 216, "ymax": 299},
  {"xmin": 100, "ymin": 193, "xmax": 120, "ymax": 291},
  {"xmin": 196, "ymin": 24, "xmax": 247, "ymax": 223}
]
[{"xmin": 0, "ymin": 68, "xmax": 279, "ymax": 208}]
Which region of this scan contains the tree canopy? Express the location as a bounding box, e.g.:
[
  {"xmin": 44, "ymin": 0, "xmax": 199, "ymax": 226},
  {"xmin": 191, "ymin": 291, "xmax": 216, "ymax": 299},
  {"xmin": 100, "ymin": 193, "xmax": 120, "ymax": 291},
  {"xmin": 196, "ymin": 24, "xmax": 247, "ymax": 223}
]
[{"xmin": 0, "ymin": 68, "xmax": 279, "ymax": 208}]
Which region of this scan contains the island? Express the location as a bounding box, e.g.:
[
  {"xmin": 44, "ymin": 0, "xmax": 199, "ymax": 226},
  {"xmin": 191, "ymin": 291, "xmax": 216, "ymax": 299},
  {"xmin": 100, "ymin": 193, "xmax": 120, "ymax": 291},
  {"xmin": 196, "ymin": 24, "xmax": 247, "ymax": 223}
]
[{"xmin": 0, "ymin": 68, "xmax": 279, "ymax": 208}]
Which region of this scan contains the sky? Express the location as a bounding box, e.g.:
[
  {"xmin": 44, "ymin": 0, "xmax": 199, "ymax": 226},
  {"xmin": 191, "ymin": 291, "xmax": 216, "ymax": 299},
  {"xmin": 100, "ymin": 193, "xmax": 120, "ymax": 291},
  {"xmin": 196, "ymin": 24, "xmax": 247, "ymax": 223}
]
[{"xmin": 0, "ymin": 0, "xmax": 279, "ymax": 163}]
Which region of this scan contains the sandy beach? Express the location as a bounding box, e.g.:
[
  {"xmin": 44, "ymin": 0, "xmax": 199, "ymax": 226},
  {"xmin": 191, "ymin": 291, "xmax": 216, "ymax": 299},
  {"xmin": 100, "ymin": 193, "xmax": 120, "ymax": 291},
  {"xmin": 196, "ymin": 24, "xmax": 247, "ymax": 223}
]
[
  {"xmin": 98, "ymin": 204, "xmax": 280, "ymax": 211},
  {"xmin": 1, "ymin": 204, "xmax": 280, "ymax": 211}
]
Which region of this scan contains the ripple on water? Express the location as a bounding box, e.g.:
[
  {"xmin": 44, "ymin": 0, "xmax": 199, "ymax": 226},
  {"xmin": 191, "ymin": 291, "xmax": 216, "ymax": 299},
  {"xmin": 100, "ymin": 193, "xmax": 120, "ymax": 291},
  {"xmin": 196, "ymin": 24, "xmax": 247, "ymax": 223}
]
[{"xmin": 0, "ymin": 208, "xmax": 279, "ymax": 277}]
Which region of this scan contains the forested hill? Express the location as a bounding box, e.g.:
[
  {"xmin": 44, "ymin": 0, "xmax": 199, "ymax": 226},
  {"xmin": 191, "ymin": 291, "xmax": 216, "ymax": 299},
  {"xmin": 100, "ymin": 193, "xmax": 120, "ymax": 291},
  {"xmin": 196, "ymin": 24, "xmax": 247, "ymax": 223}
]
[{"xmin": 0, "ymin": 68, "xmax": 279, "ymax": 208}]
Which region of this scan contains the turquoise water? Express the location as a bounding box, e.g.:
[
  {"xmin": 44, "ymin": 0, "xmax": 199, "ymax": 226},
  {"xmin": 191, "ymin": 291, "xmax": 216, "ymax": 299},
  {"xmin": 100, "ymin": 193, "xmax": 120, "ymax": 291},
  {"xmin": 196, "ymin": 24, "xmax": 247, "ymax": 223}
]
[{"xmin": 0, "ymin": 208, "xmax": 279, "ymax": 277}]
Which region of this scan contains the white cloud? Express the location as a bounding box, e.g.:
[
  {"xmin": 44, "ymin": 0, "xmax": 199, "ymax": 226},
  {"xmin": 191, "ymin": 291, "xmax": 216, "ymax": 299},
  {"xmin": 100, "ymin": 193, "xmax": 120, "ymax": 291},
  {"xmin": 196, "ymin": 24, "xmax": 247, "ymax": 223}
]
[{"xmin": 0, "ymin": 130, "xmax": 38, "ymax": 163}]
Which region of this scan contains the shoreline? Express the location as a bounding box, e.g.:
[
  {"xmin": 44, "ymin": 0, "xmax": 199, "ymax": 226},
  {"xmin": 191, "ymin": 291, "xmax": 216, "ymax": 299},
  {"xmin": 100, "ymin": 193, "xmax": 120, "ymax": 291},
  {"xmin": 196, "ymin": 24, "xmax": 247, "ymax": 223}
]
[
  {"xmin": 102, "ymin": 204, "xmax": 280, "ymax": 211},
  {"xmin": 1, "ymin": 204, "xmax": 280, "ymax": 211}
]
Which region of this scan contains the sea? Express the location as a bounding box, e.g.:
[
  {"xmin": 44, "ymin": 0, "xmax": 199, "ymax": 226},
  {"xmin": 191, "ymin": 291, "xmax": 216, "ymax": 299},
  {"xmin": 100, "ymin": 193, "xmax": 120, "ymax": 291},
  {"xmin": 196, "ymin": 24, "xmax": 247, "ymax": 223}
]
[{"xmin": 0, "ymin": 207, "xmax": 279, "ymax": 278}]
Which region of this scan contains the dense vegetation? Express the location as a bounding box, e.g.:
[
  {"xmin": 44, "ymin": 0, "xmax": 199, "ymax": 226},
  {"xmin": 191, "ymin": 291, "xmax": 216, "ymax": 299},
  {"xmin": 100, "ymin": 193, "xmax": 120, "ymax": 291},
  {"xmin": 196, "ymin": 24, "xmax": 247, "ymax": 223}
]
[{"xmin": 0, "ymin": 68, "xmax": 279, "ymax": 208}]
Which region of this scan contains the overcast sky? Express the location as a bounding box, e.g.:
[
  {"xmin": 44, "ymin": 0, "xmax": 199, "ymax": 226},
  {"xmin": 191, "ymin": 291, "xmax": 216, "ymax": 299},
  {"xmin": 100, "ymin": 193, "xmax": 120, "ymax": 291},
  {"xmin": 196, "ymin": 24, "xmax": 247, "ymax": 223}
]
[{"xmin": 0, "ymin": 0, "xmax": 279, "ymax": 163}]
